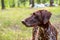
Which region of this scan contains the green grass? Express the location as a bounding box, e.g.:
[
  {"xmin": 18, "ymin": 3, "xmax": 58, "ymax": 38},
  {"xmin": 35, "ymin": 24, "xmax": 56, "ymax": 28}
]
[{"xmin": 0, "ymin": 7, "xmax": 60, "ymax": 40}]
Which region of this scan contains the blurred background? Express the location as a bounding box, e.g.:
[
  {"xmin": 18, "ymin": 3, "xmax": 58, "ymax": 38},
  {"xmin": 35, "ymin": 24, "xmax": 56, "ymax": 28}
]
[{"xmin": 0, "ymin": 0, "xmax": 60, "ymax": 40}]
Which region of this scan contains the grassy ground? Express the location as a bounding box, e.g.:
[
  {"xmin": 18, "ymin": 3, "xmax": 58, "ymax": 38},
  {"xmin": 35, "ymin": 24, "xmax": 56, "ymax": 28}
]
[{"xmin": 0, "ymin": 7, "xmax": 60, "ymax": 40}]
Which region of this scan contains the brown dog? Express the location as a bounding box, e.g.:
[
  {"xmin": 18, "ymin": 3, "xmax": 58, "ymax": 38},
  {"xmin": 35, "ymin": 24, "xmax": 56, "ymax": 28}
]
[{"xmin": 22, "ymin": 10, "xmax": 57, "ymax": 40}]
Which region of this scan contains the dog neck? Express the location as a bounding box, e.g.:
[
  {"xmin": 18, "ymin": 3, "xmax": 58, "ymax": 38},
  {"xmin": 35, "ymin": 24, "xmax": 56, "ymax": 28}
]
[{"xmin": 39, "ymin": 21, "xmax": 51, "ymax": 29}]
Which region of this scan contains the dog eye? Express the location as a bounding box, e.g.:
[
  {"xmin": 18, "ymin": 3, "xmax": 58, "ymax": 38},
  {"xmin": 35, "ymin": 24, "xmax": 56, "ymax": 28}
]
[{"xmin": 33, "ymin": 13, "xmax": 35, "ymax": 15}]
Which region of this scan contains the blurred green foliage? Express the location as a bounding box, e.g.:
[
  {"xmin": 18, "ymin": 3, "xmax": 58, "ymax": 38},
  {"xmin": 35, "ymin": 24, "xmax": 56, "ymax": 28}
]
[{"xmin": 0, "ymin": 0, "xmax": 60, "ymax": 8}]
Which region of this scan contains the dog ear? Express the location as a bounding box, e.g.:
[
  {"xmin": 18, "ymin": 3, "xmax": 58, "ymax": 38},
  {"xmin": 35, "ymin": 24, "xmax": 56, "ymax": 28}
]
[{"xmin": 43, "ymin": 11, "xmax": 52, "ymax": 24}]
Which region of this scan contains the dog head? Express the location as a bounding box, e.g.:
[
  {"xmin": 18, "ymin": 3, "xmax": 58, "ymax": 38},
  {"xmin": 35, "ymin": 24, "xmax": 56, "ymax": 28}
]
[{"xmin": 22, "ymin": 10, "xmax": 52, "ymax": 27}]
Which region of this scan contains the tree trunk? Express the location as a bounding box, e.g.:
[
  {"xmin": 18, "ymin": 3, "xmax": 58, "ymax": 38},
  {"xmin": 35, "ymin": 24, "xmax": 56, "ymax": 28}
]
[
  {"xmin": 12, "ymin": 0, "xmax": 15, "ymax": 7},
  {"xmin": 29, "ymin": 0, "xmax": 34, "ymax": 8},
  {"xmin": 36, "ymin": 0, "xmax": 41, "ymax": 4},
  {"xmin": 56, "ymin": 0, "xmax": 58, "ymax": 4},
  {"xmin": 43, "ymin": 0, "xmax": 46, "ymax": 4},
  {"xmin": 29, "ymin": 0, "xmax": 32, "ymax": 4},
  {"xmin": 50, "ymin": 0, "xmax": 54, "ymax": 6},
  {"xmin": 59, "ymin": 0, "xmax": 60, "ymax": 5},
  {"xmin": 10, "ymin": 0, "xmax": 15, "ymax": 7},
  {"xmin": 32, "ymin": 0, "xmax": 34, "ymax": 7},
  {"xmin": 1, "ymin": 0, "xmax": 5, "ymax": 9},
  {"xmin": 18, "ymin": 0, "xmax": 20, "ymax": 7}
]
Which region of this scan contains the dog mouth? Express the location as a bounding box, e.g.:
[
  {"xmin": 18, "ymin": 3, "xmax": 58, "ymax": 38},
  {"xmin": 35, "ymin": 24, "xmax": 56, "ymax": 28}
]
[{"xmin": 22, "ymin": 21, "xmax": 31, "ymax": 27}]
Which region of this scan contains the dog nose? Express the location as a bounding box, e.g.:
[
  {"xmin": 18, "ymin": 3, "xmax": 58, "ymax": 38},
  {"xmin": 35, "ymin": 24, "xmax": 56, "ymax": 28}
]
[{"xmin": 22, "ymin": 21, "xmax": 25, "ymax": 24}]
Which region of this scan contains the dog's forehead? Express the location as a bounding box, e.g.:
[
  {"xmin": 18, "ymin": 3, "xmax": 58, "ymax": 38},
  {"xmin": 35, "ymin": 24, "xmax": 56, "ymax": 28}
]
[
  {"xmin": 33, "ymin": 10, "xmax": 41, "ymax": 15},
  {"xmin": 34, "ymin": 10, "xmax": 47, "ymax": 14},
  {"xmin": 32, "ymin": 10, "xmax": 51, "ymax": 17}
]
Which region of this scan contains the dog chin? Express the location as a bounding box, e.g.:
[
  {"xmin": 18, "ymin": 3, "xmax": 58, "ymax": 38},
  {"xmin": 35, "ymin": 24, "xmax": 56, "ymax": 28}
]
[
  {"xmin": 25, "ymin": 23, "xmax": 37, "ymax": 27},
  {"xmin": 23, "ymin": 23, "xmax": 33, "ymax": 27}
]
